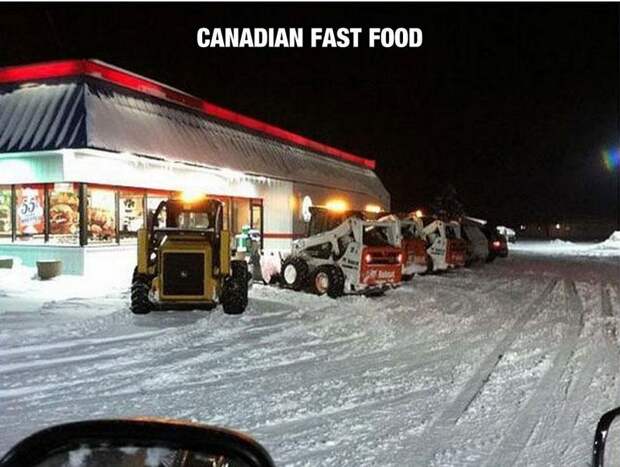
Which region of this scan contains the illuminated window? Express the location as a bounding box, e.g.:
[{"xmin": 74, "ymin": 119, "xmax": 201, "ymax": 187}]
[
  {"xmin": 0, "ymin": 187, "xmax": 11, "ymax": 242},
  {"xmin": 15, "ymin": 185, "xmax": 45, "ymax": 243},
  {"xmin": 88, "ymin": 187, "xmax": 117, "ymax": 243},
  {"xmin": 119, "ymin": 190, "xmax": 145, "ymax": 241},
  {"xmin": 48, "ymin": 183, "xmax": 80, "ymax": 244},
  {"xmin": 231, "ymin": 198, "xmax": 251, "ymax": 235},
  {"xmin": 146, "ymin": 193, "xmax": 168, "ymax": 227},
  {"xmin": 251, "ymin": 202, "xmax": 262, "ymax": 231}
]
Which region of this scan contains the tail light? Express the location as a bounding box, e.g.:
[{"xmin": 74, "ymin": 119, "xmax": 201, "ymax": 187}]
[
  {"xmin": 364, "ymin": 253, "xmax": 373, "ymax": 264},
  {"xmin": 492, "ymin": 240, "xmax": 501, "ymax": 248},
  {"xmin": 397, "ymin": 253, "xmax": 403, "ymax": 264}
]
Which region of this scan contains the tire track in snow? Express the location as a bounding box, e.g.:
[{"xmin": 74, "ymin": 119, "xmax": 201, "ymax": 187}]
[
  {"xmin": 0, "ymin": 328, "xmax": 170, "ymax": 358},
  {"xmin": 408, "ymin": 278, "xmax": 558, "ymax": 466},
  {"xmin": 554, "ymin": 283, "xmax": 620, "ymax": 465},
  {"xmin": 481, "ymin": 279, "xmax": 585, "ymax": 467}
]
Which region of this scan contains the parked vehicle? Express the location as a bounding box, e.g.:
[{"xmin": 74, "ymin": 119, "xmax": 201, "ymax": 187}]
[
  {"xmin": 280, "ymin": 207, "xmax": 403, "ymax": 297},
  {"xmin": 460, "ymin": 220, "xmax": 490, "ymax": 265},
  {"xmin": 421, "ymin": 218, "xmax": 466, "ymax": 272},
  {"xmin": 131, "ymin": 193, "xmax": 249, "ymax": 315},
  {"xmin": 497, "ymin": 225, "xmax": 517, "ymax": 243},
  {"xmin": 481, "ymin": 225, "xmax": 509, "ymax": 262},
  {"xmin": 380, "ymin": 213, "xmax": 429, "ymax": 280}
]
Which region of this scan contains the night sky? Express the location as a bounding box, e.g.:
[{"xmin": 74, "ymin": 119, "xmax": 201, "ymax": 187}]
[{"xmin": 1, "ymin": 3, "xmax": 619, "ymax": 226}]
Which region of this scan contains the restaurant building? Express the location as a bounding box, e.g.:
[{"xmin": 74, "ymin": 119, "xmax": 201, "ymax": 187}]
[{"xmin": 0, "ymin": 60, "xmax": 389, "ymax": 274}]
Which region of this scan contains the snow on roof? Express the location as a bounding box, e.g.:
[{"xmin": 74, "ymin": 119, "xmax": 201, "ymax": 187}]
[
  {"xmin": 0, "ymin": 59, "xmax": 376, "ymax": 170},
  {"xmin": 0, "ymin": 70, "xmax": 388, "ymax": 203}
]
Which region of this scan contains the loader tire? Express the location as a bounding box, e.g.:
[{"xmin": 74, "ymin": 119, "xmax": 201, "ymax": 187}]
[
  {"xmin": 131, "ymin": 275, "xmax": 152, "ymax": 315},
  {"xmin": 280, "ymin": 256, "xmax": 309, "ymax": 291},
  {"xmin": 310, "ymin": 265, "xmax": 345, "ymax": 298},
  {"xmin": 423, "ymin": 255, "xmax": 434, "ymax": 275},
  {"xmin": 222, "ymin": 261, "xmax": 249, "ymax": 315}
]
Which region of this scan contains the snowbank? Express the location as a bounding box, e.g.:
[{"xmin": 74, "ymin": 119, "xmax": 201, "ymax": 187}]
[
  {"xmin": 0, "ymin": 259, "xmax": 129, "ymax": 314},
  {"xmin": 594, "ymin": 231, "xmax": 620, "ymax": 250},
  {"xmin": 512, "ymin": 234, "xmax": 620, "ymax": 257}
]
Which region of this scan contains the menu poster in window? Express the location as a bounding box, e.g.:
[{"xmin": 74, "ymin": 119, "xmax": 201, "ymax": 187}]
[
  {"xmin": 17, "ymin": 187, "xmax": 44, "ymax": 235},
  {"xmin": 88, "ymin": 189, "xmax": 116, "ymax": 241},
  {"xmin": 50, "ymin": 185, "xmax": 79, "ymax": 235},
  {"xmin": 120, "ymin": 195, "xmax": 143, "ymax": 233}
]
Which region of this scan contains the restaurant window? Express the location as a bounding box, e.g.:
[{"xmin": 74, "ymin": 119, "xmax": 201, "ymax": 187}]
[
  {"xmin": 231, "ymin": 198, "xmax": 251, "ymax": 235},
  {"xmin": 48, "ymin": 183, "xmax": 79, "ymax": 244},
  {"xmin": 250, "ymin": 200, "xmax": 263, "ymax": 248},
  {"xmin": 147, "ymin": 193, "xmax": 168, "ymax": 227},
  {"xmin": 0, "ymin": 187, "xmax": 11, "ymax": 242},
  {"xmin": 250, "ymin": 201, "xmax": 262, "ymax": 232},
  {"xmin": 119, "ymin": 190, "xmax": 145, "ymax": 241},
  {"xmin": 88, "ymin": 187, "xmax": 117, "ymax": 243},
  {"xmin": 15, "ymin": 185, "xmax": 45, "ymax": 243}
]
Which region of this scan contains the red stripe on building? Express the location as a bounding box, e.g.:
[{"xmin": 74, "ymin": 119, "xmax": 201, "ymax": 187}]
[{"xmin": 0, "ymin": 59, "xmax": 376, "ymax": 170}]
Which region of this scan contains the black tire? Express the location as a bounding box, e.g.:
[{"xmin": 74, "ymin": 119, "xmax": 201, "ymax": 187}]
[
  {"xmin": 131, "ymin": 274, "xmax": 152, "ymax": 315},
  {"xmin": 309, "ymin": 265, "xmax": 345, "ymax": 298},
  {"xmin": 280, "ymin": 256, "xmax": 309, "ymax": 291},
  {"xmin": 402, "ymin": 273, "xmax": 414, "ymax": 282},
  {"xmin": 221, "ymin": 260, "xmax": 249, "ymax": 315},
  {"xmin": 486, "ymin": 253, "xmax": 496, "ymax": 263},
  {"xmin": 423, "ymin": 255, "xmax": 434, "ymax": 275},
  {"xmin": 250, "ymin": 252, "xmax": 263, "ymax": 282}
]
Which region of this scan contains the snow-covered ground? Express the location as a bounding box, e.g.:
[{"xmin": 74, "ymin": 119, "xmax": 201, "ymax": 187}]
[{"xmin": 1, "ymin": 240, "xmax": 619, "ymax": 466}]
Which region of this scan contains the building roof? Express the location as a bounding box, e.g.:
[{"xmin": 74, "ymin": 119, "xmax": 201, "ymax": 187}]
[
  {"xmin": 0, "ymin": 60, "xmax": 388, "ymax": 204},
  {"xmin": 0, "ymin": 59, "xmax": 375, "ymax": 169}
]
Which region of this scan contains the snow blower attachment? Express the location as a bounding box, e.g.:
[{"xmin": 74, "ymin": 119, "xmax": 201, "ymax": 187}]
[
  {"xmin": 280, "ymin": 207, "xmax": 403, "ymax": 297},
  {"xmin": 131, "ymin": 194, "xmax": 249, "ymax": 315}
]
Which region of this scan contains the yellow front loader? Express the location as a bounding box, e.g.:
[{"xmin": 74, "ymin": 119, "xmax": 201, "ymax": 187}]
[{"xmin": 131, "ymin": 194, "xmax": 248, "ymax": 315}]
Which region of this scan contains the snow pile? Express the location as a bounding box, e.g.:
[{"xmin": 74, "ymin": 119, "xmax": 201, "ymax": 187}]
[
  {"xmin": 594, "ymin": 231, "xmax": 620, "ymax": 250},
  {"xmin": 513, "ymin": 236, "xmax": 620, "ymax": 257},
  {"xmin": 0, "ymin": 261, "xmax": 129, "ymax": 315},
  {"xmin": 550, "ymin": 239, "xmax": 574, "ymax": 245}
]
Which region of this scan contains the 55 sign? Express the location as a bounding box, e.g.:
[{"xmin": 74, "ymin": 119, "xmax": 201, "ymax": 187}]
[{"xmin": 17, "ymin": 187, "xmax": 44, "ymax": 235}]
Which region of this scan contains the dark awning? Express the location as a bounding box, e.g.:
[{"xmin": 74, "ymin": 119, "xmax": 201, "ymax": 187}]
[{"xmin": 0, "ymin": 77, "xmax": 389, "ymax": 204}]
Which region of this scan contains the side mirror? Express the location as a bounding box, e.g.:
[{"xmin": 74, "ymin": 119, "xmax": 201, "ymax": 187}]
[
  {"xmin": 0, "ymin": 418, "xmax": 275, "ymax": 467},
  {"xmin": 593, "ymin": 407, "xmax": 620, "ymax": 467}
]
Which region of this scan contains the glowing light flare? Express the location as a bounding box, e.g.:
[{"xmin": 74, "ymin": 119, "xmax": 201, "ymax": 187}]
[
  {"xmin": 180, "ymin": 188, "xmax": 205, "ymax": 203},
  {"xmin": 414, "ymin": 209, "xmax": 423, "ymax": 218},
  {"xmin": 325, "ymin": 199, "xmax": 349, "ymax": 212},
  {"xmin": 603, "ymin": 149, "xmax": 620, "ymax": 171},
  {"xmin": 365, "ymin": 204, "xmax": 382, "ymax": 213}
]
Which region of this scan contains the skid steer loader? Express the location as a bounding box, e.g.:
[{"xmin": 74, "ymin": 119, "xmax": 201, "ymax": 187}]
[
  {"xmin": 280, "ymin": 207, "xmax": 403, "ymax": 297},
  {"xmin": 380, "ymin": 213, "xmax": 430, "ymax": 280},
  {"xmin": 421, "ymin": 218, "xmax": 467, "ymax": 271},
  {"xmin": 130, "ymin": 193, "xmax": 249, "ymax": 315}
]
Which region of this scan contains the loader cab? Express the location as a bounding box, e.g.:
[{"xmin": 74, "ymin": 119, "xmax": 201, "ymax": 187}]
[
  {"xmin": 306, "ymin": 206, "xmax": 364, "ymax": 237},
  {"xmin": 151, "ymin": 196, "xmax": 224, "ymax": 234}
]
